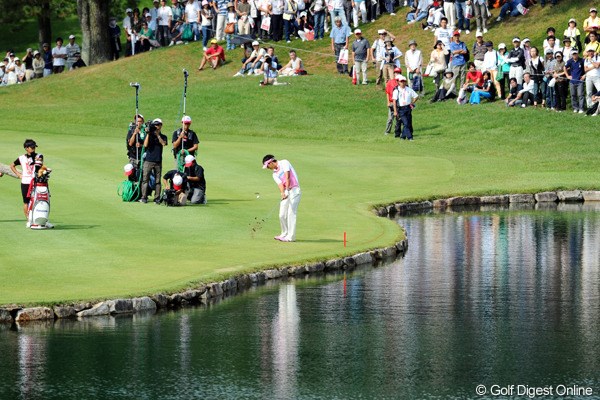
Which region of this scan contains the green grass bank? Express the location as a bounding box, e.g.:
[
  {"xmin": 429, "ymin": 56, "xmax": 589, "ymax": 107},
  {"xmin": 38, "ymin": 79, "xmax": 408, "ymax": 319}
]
[{"xmin": 0, "ymin": 1, "xmax": 598, "ymax": 306}]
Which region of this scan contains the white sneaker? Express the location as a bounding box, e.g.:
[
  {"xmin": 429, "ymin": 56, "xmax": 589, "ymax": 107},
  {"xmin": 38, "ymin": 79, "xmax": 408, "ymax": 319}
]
[
  {"xmin": 390, "ymin": 12, "xmax": 396, "ymax": 16},
  {"xmin": 466, "ymin": 30, "xmax": 470, "ymax": 35},
  {"xmin": 371, "ymin": 19, "xmax": 375, "ymax": 22},
  {"xmin": 573, "ymin": 109, "xmax": 578, "ymax": 113},
  {"xmin": 26, "ymin": 221, "xmax": 31, "ymax": 228},
  {"xmin": 45, "ymin": 222, "xmax": 54, "ymax": 229},
  {"xmin": 286, "ymin": 40, "xmax": 291, "ymax": 43},
  {"xmin": 203, "ymin": 46, "xmax": 207, "ymax": 51},
  {"xmin": 403, "ymin": 0, "xmax": 407, "ymax": 5},
  {"xmin": 233, "ymin": 72, "xmax": 243, "ymax": 77},
  {"xmin": 247, "ymin": 70, "xmax": 254, "ymax": 75},
  {"xmin": 483, "ymin": 28, "xmax": 488, "ymax": 34},
  {"xmin": 176, "ymin": 41, "xmax": 184, "ymax": 45},
  {"xmin": 168, "ymin": 41, "xmax": 175, "ymax": 47},
  {"xmin": 578, "ymin": 110, "xmax": 584, "ymax": 114}
]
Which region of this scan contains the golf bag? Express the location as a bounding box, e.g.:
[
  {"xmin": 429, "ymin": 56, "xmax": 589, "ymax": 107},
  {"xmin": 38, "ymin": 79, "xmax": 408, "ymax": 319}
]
[{"xmin": 27, "ymin": 171, "xmax": 52, "ymax": 229}]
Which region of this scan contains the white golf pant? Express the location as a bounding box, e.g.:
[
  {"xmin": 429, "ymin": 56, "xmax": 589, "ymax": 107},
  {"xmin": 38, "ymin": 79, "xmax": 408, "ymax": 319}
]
[
  {"xmin": 279, "ymin": 187, "xmax": 301, "ymax": 241},
  {"xmin": 216, "ymin": 14, "xmax": 227, "ymax": 41}
]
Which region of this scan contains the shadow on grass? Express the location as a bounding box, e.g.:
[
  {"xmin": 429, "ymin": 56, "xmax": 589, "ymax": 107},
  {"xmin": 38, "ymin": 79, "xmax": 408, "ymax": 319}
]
[
  {"xmin": 205, "ymin": 199, "xmax": 253, "ymax": 204},
  {"xmin": 54, "ymin": 225, "xmax": 99, "ymax": 230},
  {"xmin": 0, "ymin": 220, "xmax": 25, "ymax": 223},
  {"xmin": 296, "ymin": 239, "xmax": 343, "ymax": 243}
]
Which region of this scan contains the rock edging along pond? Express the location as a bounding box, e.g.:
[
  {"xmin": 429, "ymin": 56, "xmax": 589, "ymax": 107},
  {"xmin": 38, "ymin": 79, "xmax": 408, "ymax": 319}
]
[
  {"xmin": 3, "ymin": 189, "xmax": 598, "ymax": 325},
  {"xmin": 0, "ymin": 240, "xmax": 408, "ymax": 325}
]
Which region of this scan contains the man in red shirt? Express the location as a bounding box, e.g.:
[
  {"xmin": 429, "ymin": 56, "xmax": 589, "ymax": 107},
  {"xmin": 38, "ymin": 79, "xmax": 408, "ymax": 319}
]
[
  {"xmin": 198, "ymin": 39, "xmax": 225, "ymax": 70},
  {"xmin": 385, "ymin": 67, "xmax": 402, "ymax": 135}
]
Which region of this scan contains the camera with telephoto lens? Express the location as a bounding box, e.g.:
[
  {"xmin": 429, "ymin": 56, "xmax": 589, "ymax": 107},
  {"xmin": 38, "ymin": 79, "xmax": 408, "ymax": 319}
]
[{"xmin": 158, "ymin": 189, "xmax": 177, "ymax": 206}]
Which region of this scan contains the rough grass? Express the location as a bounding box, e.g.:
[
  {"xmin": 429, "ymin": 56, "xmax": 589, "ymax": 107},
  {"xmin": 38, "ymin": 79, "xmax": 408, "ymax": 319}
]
[{"xmin": 0, "ymin": 0, "xmax": 598, "ymax": 306}]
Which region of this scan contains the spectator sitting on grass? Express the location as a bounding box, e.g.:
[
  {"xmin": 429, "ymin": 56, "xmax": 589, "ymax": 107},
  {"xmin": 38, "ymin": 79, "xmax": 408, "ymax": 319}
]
[
  {"xmin": 423, "ymin": 0, "xmax": 444, "ymax": 31},
  {"xmin": 496, "ymin": 0, "xmax": 528, "ymax": 23},
  {"xmin": 297, "ymin": 12, "xmax": 314, "ymax": 42},
  {"xmin": 469, "ymin": 70, "xmax": 495, "ymax": 104},
  {"xmin": 504, "ymin": 77, "xmax": 519, "ymax": 105},
  {"xmin": 71, "ymin": 52, "xmax": 87, "ymax": 69},
  {"xmin": 234, "ymin": 41, "xmax": 266, "ymax": 76},
  {"xmin": 406, "ymin": 0, "xmax": 429, "ymax": 24},
  {"xmin": 457, "ymin": 62, "xmax": 483, "ymax": 104},
  {"xmin": 198, "ymin": 39, "xmax": 225, "ymax": 70},
  {"xmin": 139, "ymin": 21, "xmax": 162, "ymax": 51},
  {"xmin": 508, "ymin": 71, "xmax": 534, "ymax": 107},
  {"xmin": 0, "ymin": 64, "xmax": 5, "ymax": 86},
  {"xmin": 431, "ymin": 69, "xmax": 457, "ymax": 102},
  {"xmin": 279, "ymin": 50, "xmax": 305, "ymax": 76}
]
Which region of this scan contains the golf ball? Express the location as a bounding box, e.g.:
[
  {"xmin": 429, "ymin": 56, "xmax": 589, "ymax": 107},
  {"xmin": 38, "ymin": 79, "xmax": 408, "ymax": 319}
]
[{"xmin": 256, "ymin": 195, "xmax": 260, "ymax": 199}]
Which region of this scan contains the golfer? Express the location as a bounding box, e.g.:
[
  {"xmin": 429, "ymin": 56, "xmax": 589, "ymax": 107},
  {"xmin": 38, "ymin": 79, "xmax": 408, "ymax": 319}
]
[{"xmin": 262, "ymin": 154, "xmax": 301, "ymax": 242}]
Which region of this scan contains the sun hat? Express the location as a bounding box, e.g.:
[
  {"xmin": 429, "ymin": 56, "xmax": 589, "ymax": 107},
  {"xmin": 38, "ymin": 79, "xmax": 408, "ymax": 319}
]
[
  {"xmin": 408, "ymin": 39, "xmax": 417, "ymax": 46},
  {"xmin": 377, "ymin": 29, "xmax": 385, "ymax": 34},
  {"xmin": 475, "ymin": 30, "xmax": 483, "ymax": 37},
  {"xmin": 173, "ymin": 174, "xmax": 183, "ymax": 190},
  {"xmin": 590, "ymin": 8, "xmax": 597, "ymax": 13},
  {"xmin": 210, "ymin": 38, "xmax": 218, "ymax": 44},
  {"xmin": 568, "ymin": 18, "xmax": 576, "ymax": 24},
  {"xmin": 184, "ymin": 155, "xmax": 195, "ymax": 167},
  {"xmin": 444, "ymin": 69, "xmax": 454, "ymax": 76},
  {"xmin": 33, "ymin": 50, "xmax": 40, "ymax": 56},
  {"xmin": 182, "ymin": 115, "xmax": 192, "ymax": 123},
  {"xmin": 544, "ymin": 48, "xmax": 553, "ymax": 54},
  {"xmin": 124, "ymin": 164, "xmax": 134, "ymax": 176},
  {"xmin": 252, "ymin": 40, "xmax": 260, "ymax": 46}
]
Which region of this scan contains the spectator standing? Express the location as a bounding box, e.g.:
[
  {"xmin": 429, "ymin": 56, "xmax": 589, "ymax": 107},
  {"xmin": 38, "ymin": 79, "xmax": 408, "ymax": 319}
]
[
  {"xmin": 472, "ymin": 31, "xmax": 487, "ymax": 71},
  {"xmin": 497, "ymin": 43, "xmax": 510, "ymax": 99},
  {"xmin": 583, "ymin": 8, "xmax": 600, "ymax": 44},
  {"xmin": 527, "ymin": 47, "xmax": 544, "ymax": 106},
  {"xmin": 157, "ymin": 0, "xmax": 173, "ymax": 46},
  {"xmin": 22, "ymin": 48, "xmax": 34, "ymax": 81},
  {"xmin": 41, "ymin": 43, "xmax": 52, "ymax": 77},
  {"xmin": 542, "ymin": 48, "xmax": 556, "ymax": 109},
  {"xmin": 236, "ymin": 0, "xmax": 251, "ymax": 35},
  {"xmin": 108, "ymin": 17, "xmax": 122, "ymax": 60},
  {"xmin": 283, "ymin": 0, "xmax": 297, "ymax": 43},
  {"xmin": 351, "ymin": 29, "xmax": 370, "ymax": 84},
  {"xmin": 559, "ymin": 38, "xmax": 575, "ymax": 60},
  {"xmin": 330, "ymin": 0, "xmax": 348, "ymax": 29},
  {"xmin": 371, "ymin": 29, "xmax": 396, "ymax": 85},
  {"xmin": 429, "ymin": 40, "xmax": 447, "ymax": 88},
  {"xmin": 381, "ymin": 39, "xmax": 402, "ymax": 83},
  {"xmin": 543, "ymin": 36, "xmax": 560, "ymax": 57},
  {"xmin": 65, "ymin": 35, "xmax": 80, "ymax": 71},
  {"xmin": 392, "ymin": 75, "xmax": 419, "ymax": 140},
  {"xmin": 225, "ymin": 2, "xmax": 238, "ymax": 50},
  {"xmin": 330, "ymin": 17, "xmax": 351, "ymax": 75},
  {"xmin": 449, "ymin": 31, "xmax": 467, "ymax": 88},
  {"xmin": 51, "ymin": 37, "xmax": 67, "ymax": 74},
  {"xmin": 351, "ymin": 0, "xmax": 367, "ymax": 28},
  {"xmin": 565, "ymin": 50, "xmax": 585, "ymax": 113},
  {"xmin": 564, "ymin": 19, "xmax": 582, "ymax": 51},
  {"xmin": 214, "ymin": 0, "xmax": 228, "ymax": 41},
  {"xmin": 455, "ymin": 0, "xmax": 470, "ymax": 35},
  {"xmin": 270, "ymin": 0, "xmax": 284, "ymax": 41},
  {"xmin": 405, "ymin": 39, "xmax": 423, "ymax": 92},
  {"xmin": 185, "ymin": 0, "xmax": 200, "ymax": 41},
  {"xmin": 443, "ymin": 0, "xmax": 456, "ymax": 31},
  {"xmin": 472, "ymin": 0, "xmax": 488, "ymax": 34},
  {"xmin": 506, "ymin": 37, "xmax": 525, "ymax": 85},
  {"xmin": 482, "ymin": 41, "xmax": 500, "ymax": 95},
  {"xmin": 310, "ymin": 0, "xmax": 326, "ymax": 40},
  {"xmin": 32, "ymin": 51, "xmax": 44, "ymax": 79},
  {"xmin": 199, "ymin": 1, "xmax": 214, "ymax": 50},
  {"xmin": 552, "ymin": 51, "xmax": 567, "ymax": 112},
  {"xmin": 584, "ymin": 48, "xmax": 600, "ymax": 109},
  {"xmin": 151, "ymin": 0, "xmax": 161, "ymax": 21}
]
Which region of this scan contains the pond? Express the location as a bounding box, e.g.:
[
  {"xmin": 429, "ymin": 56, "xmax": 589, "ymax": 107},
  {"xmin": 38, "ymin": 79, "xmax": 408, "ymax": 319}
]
[{"xmin": 1, "ymin": 205, "xmax": 599, "ymax": 399}]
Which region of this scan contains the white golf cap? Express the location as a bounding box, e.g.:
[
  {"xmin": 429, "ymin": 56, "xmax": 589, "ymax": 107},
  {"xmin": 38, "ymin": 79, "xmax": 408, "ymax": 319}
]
[
  {"xmin": 252, "ymin": 40, "xmax": 260, "ymax": 46},
  {"xmin": 396, "ymin": 74, "xmax": 407, "ymax": 81},
  {"xmin": 590, "ymin": 7, "xmax": 597, "ymax": 13},
  {"xmin": 145, "ymin": 13, "xmax": 152, "ymax": 17},
  {"xmin": 173, "ymin": 174, "xmax": 183, "ymax": 189},
  {"xmin": 354, "ymin": 29, "xmax": 362, "ymax": 34},
  {"xmin": 512, "ymin": 37, "xmax": 520, "ymax": 42},
  {"xmin": 522, "ymin": 37, "xmax": 530, "ymax": 43},
  {"xmin": 69, "ymin": 34, "xmax": 75, "ymax": 39},
  {"xmin": 182, "ymin": 115, "xmax": 192, "ymax": 123},
  {"xmin": 184, "ymin": 155, "xmax": 195, "ymax": 167},
  {"xmin": 124, "ymin": 163, "xmax": 134, "ymax": 176},
  {"xmin": 568, "ymin": 18, "xmax": 576, "ymax": 23},
  {"xmin": 126, "ymin": 8, "xmax": 133, "ymax": 12},
  {"xmin": 498, "ymin": 43, "xmax": 506, "ymax": 50},
  {"xmin": 571, "ymin": 49, "xmax": 579, "ymax": 55},
  {"xmin": 476, "ymin": 30, "xmax": 483, "ymax": 37},
  {"xmin": 300, "ymin": 11, "xmax": 307, "ymax": 17},
  {"xmin": 377, "ymin": 29, "xmax": 385, "ymax": 34}
]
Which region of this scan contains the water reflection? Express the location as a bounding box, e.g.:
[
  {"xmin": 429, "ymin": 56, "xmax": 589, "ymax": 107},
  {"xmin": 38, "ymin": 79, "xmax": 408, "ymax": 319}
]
[{"xmin": 1, "ymin": 207, "xmax": 599, "ymax": 399}]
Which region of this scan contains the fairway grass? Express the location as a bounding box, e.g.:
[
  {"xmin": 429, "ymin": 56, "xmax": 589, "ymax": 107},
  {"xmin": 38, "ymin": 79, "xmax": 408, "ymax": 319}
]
[{"xmin": 1, "ymin": 3, "xmax": 599, "ymax": 305}]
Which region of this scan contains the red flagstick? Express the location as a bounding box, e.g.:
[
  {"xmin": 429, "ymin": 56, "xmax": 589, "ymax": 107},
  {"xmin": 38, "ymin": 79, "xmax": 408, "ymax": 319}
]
[{"xmin": 343, "ymin": 231, "xmax": 347, "ymax": 247}]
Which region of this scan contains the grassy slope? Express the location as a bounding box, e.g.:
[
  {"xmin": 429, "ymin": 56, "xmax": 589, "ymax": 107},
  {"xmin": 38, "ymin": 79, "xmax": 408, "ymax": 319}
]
[{"xmin": 0, "ymin": 1, "xmax": 598, "ymax": 305}]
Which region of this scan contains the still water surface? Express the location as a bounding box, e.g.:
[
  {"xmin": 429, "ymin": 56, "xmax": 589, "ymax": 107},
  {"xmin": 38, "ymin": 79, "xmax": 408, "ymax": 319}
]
[{"xmin": 1, "ymin": 206, "xmax": 599, "ymax": 399}]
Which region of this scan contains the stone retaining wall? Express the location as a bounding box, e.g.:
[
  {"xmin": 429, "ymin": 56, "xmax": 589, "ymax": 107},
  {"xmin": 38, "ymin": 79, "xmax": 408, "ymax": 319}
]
[{"xmin": 0, "ymin": 240, "xmax": 408, "ymax": 325}]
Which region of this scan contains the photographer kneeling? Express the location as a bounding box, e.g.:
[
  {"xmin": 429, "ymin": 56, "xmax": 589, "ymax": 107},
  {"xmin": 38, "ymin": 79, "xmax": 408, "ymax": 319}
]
[
  {"xmin": 162, "ymin": 170, "xmax": 188, "ymax": 206},
  {"xmin": 183, "ymin": 155, "xmax": 207, "ymax": 204}
]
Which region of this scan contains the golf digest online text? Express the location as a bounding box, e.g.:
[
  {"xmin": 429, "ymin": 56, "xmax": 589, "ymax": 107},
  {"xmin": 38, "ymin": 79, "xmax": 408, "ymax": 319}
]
[{"xmin": 475, "ymin": 384, "xmax": 593, "ymax": 398}]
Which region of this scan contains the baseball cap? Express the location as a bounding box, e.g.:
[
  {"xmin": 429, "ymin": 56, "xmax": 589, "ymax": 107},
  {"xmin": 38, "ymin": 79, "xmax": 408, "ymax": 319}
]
[
  {"xmin": 476, "ymin": 30, "xmax": 483, "ymax": 37},
  {"xmin": 153, "ymin": 118, "xmax": 163, "ymax": 125},
  {"xmin": 173, "ymin": 174, "xmax": 183, "ymax": 190},
  {"xmin": 588, "ymin": 47, "xmax": 597, "ymax": 52},
  {"xmin": 137, "ymin": 114, "xmax": 145, "ymax": 120},
  {"xmin": 182, "ymin": 115, "xmax": 192, "ymax": 123},
  {"xmin": 393, "ymin": 67, "xmax": 402, "ymax": 73},
  {"xmin": 396, "ymin": 75, "xmax": 407, "ymax": 81},
  {"xmin": 252, "ymin": 40, "xmax": 260, "ymax": 46},
  {"xmin": 484, "ymin": 41, "xmax": 493, "ymax": 47},
  {"xmin": 202, "ymin": 0, "xmax": 209, "ymax": 4},
  {"xmin": 522, "ymin": 38, "xmax": 530, "ymax": 43},
  {"xmin": 590, "ymin": 8, "xmax": 597, "ymax": 13},
  {"xmin": 210, "ymin": 38, "xmax": 218, "ymax": 44},
  {"xmin": 512, "ymin": 37, "xmax": 521, "ymax": 43},
  {"xmin": 14, "ymin": 57, "xmax": 20, "ymax": 61},
  {"xmin": 124, "ymin": 164, "xmax": 134, "ymax": 176},
  {"xmin": 300, "ymin": 11, "xmax": 307, "ymax": 17},
  {"xmin": 262, "ymin": 154, "xmax": 275, "ymax": 169},
  {"xmin": 184, "ymin": 155, "xmax": 195, "ymax": 167},
  {"xmin": 145, "ymin": 13, "xmax": 152, "ymax": 17},
  {"xmin": 571, "ymin": 49, "xmax": 579, "ymax": 55},
  {"xmin": 126, "ymin": 8, "xmax": 133, "ymax": 12},
  {"xmin": 354, "ymin": 29, "xmax": 362, "ymax": 34},
  {"xmin": 453, "ymin": 30, "xmax": 460, "ymax": 36},
  {"xmin": 377, "ymin": 29, "xmax": 385, "ymax": 34},
  {"xmin": 69, "ymin": 34, "xmax": 75, "ymax": 39}
]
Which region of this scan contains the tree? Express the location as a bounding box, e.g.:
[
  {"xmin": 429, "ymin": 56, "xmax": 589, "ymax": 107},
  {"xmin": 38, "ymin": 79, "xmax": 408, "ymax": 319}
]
[{"xmin": 77, "ymin": 0, "xmax": 110, "ymax": 65}]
